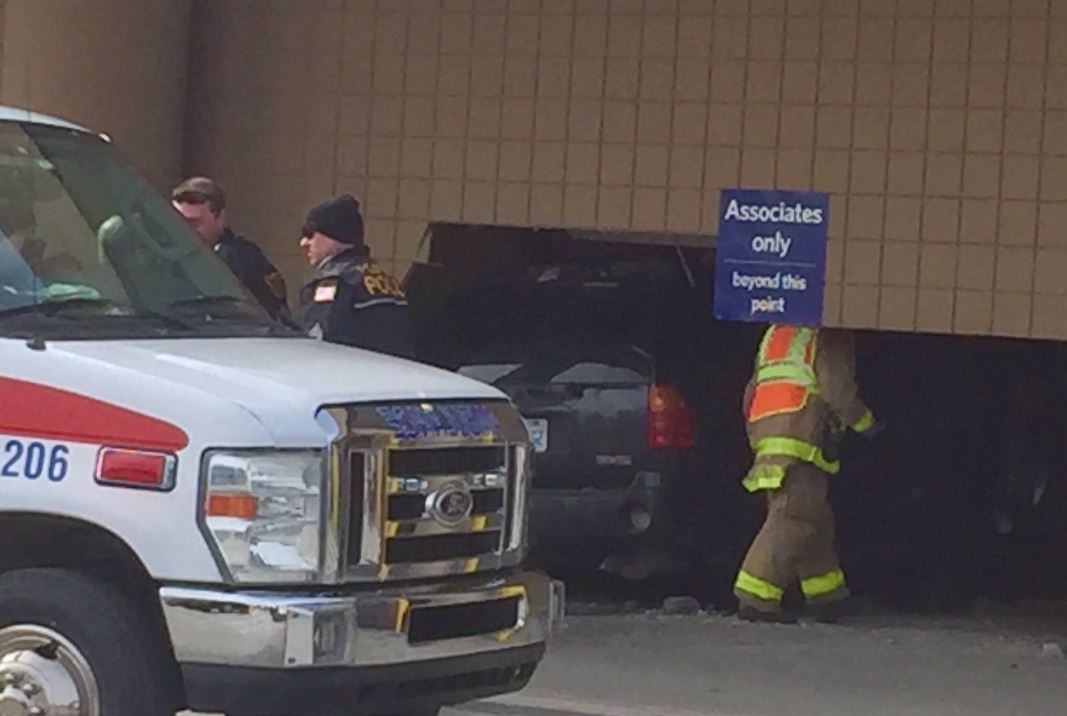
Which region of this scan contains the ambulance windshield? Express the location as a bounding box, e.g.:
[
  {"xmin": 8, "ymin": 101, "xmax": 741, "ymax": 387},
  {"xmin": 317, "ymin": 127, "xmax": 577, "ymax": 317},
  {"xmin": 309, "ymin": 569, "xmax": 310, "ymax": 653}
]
[{"xmin": 0, "ymin": 122, "xmax": 288, "ymax": 340}]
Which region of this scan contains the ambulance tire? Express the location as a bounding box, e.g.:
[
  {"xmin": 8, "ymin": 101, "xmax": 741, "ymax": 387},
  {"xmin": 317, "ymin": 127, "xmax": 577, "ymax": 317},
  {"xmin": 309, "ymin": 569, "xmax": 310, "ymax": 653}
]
[{"xmin": 0, "ymin": 568, "xmax": 173, "ymax": 716}]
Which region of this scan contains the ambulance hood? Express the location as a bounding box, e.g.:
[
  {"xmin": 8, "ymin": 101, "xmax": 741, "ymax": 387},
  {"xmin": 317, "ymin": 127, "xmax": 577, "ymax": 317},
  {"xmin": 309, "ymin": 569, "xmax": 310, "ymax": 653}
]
[{"xmin": 44, "ymin": 337, "xmax": 504, "ymax": 447}]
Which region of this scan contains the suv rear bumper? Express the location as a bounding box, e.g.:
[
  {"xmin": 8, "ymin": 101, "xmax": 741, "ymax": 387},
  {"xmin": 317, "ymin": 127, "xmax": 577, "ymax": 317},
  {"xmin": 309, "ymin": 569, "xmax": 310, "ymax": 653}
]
[
  {"xmin": 529, "ymin": 478, "xmax": 662, "ymax": 552},
  {"xmin": 160, "ymin": 571, "xmax": 564, "ymax": 713}
]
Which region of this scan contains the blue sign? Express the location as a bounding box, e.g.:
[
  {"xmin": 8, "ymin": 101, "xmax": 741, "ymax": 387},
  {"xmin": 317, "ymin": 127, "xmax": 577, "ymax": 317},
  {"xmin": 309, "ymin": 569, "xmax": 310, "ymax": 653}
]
[{"xmin": 713, "ymin": 189, "xmax": 829, "ymax": 327}]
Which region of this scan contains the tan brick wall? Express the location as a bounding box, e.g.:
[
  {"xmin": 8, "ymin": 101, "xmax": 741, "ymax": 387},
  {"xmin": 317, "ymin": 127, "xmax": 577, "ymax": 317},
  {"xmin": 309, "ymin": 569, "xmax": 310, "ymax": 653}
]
[
  {"xmin": 0, "ymin": 0, "xmax": 191, "ymax": 191},
  {"xmin": 187, "ymin": 0, "xmax": 1067, "ymax": 339}
]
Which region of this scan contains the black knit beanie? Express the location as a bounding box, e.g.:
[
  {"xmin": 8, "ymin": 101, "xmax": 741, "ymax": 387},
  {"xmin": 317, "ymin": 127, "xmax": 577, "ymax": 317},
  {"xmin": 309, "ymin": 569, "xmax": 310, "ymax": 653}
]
[{"xmin": 302, "ymin": 194, "xmax": 365, "ymax": 247}]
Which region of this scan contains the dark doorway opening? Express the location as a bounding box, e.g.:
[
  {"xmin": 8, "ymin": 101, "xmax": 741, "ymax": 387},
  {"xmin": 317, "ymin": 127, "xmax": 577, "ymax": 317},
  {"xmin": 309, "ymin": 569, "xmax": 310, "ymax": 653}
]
[{"xmin": 407, "ymin": 224, "xmax": 1067, "ymax": 613}]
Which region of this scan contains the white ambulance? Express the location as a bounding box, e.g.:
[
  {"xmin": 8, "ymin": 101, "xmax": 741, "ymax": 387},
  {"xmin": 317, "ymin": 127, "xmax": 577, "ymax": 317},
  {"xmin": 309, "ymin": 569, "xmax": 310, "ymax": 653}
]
[{"xmin": 0, "ymin": 107, "xmax": 562, "ymax": 716}]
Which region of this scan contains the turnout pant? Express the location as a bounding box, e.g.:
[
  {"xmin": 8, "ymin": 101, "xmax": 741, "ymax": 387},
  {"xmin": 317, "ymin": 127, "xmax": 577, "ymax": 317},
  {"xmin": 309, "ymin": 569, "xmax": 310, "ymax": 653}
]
[{"xmin": 734, "ymin": 463, "xmax": 849, "ymax": 613}]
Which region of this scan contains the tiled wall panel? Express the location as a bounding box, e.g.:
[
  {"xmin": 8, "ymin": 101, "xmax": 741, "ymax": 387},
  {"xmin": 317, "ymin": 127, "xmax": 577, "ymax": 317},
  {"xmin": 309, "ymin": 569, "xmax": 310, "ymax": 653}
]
[{"xmin": 187, "ymin": 0, "xmax": 1067, "ymax": 338}]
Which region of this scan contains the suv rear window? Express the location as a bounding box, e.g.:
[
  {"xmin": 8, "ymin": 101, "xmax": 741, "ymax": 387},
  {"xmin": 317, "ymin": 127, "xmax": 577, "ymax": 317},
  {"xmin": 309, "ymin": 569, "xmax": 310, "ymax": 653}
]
[{"xmin": 438, "ymin": 281, "xmax": 658, "ymax": 387}]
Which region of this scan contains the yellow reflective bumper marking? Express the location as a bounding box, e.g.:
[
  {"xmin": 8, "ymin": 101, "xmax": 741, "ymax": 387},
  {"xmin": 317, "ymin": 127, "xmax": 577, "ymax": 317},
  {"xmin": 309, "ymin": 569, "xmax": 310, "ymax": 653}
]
[
  {"xmin": 498, "ymin": 585, "xmax": 527, "ymax": 600},
  {"xmin": 495, "ymin": 585, "xmax": 527, "ymax": 642},
  {"xmin": 394, "ymin": 598, "xmax": 410, "ymax": 633}
]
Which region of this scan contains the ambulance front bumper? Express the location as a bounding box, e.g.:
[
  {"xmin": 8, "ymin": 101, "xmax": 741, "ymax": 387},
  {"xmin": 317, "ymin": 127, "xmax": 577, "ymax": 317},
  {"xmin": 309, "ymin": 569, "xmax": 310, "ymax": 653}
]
[
  {"xmin": 161, "ymin": 571, "xmax": 563, "ymax": 714},
  {"xmin": 159, "ymin": 570, "xmax": 563, "ymax": 670}
]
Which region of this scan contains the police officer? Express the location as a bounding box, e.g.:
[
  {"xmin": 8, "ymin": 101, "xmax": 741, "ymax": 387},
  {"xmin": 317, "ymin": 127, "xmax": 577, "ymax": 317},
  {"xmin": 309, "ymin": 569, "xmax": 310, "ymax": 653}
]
[
  {"xmin": 297, "ymin": 194, "xmax": 415, "ymax": 359},
  {"xmin": 172, "ymin": 176, "xmax": 291, "ymax": 322}
]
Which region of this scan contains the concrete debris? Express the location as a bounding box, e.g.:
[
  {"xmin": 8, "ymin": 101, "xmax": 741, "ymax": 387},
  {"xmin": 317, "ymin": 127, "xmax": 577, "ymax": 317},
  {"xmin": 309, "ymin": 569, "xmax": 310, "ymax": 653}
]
[
  {"xmin": 1040, "ymin": 642, "xmax": 1065, "ymax": 659},
  {"xmin": 662, "ymin": 596, "xmax": 701, "ymax": 615},
  {"xmin": 566, "ymin": 601, "xmax": 623, "ymax": 617}
]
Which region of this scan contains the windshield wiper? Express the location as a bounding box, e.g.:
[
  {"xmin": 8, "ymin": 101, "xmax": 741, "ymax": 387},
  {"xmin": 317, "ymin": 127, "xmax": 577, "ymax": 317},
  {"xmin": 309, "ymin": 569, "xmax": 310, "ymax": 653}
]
[
  {"xmin": 131, "ymin": 307, "xmax": 199, "ymax": 332},
  {"xmin": 0, "ymin": 296, "xmax": 116, "ymax": 319},
  {"xmin": 168, "ymin": 295, "xmax": 252, "ymax": 312},
  {"xmin": 0, "ymin": 297, "xmax": 198, "ymax": 332},
  {"xmin": 167, "ymin": 294, "xmax": 277, "ymax": 327}
]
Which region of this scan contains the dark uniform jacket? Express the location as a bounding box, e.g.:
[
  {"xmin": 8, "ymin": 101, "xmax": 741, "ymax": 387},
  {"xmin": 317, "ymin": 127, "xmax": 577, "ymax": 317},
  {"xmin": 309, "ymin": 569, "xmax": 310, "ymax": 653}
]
[
  {"xmin": 214, "ymin": 228, "xmax": 290, "ymax": 321},
  {"xmin": 299, "ymin": 247, "xmax": 415, "ymax": 359}
]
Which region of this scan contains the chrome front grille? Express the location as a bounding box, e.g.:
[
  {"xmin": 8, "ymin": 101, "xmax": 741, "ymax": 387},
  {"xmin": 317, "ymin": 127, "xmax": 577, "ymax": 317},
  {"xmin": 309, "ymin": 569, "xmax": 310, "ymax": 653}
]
[
  {"xmin": 386, "ymin": 531, "xmax": 501, "ymax": 564},
  {"xmin": 382, "ymin": 446, "xmax": 509, "ymax": 568},
  {"xmin": 389, "ymin": 446, "xmax": 507, "ymax": 476},
  {"xmin": 325, "ymin": 401, "xmax": 530, "ymax": 583}
]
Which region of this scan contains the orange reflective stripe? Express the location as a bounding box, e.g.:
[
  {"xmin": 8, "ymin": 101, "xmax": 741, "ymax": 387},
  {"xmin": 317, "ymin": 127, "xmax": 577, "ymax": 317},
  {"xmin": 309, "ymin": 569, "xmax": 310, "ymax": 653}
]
[
  {"xmin": 759, "ymin": 326, "xmax": 817, "ymax": 371},
  {"xmin": 748, "ymin": 381, "xmax": 809, "ymax": 421},
  {"xmin": 751, "ymin": 326, "xmax": 820, "ymax": 425},
  {"xmin": 760, "ymin": 326, "xmax": 797, "ymax": 363}
]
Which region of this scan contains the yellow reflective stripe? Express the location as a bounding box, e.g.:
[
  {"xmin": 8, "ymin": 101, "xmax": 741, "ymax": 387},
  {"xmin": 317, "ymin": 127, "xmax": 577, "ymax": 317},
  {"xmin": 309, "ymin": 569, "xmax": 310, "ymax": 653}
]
[
  {"xmin": 852, "ymin": 409, "xmax": 874, "ymax": 433},
  {"xmin": 758, "ymin": 326, "xmax": 815, "ymax": 365},
  {"xmin": 756, "ymin": 363, "xmax": 818, "ymax": 388},
  {"xmin": 787, "ymin": 327, "xmax": 815, "ymax": 364},
  {"xmin": 753, "ymin": 437, "xmax": 840, "ymax": 475},
  {"xmin": 756, "ymin": 363, "xmax": 810, "ymax": 382},
  {"xmin": 756, "ymin": 326, "xmax": 776, "ymax": 366},
  {"xmin": 742, "ymin": 463, "xmax": 787, "ymax": 492},
  {"xmin": 801, "ymin": 569, "xmax": 846, "ymax": 598},
  {"xmin": 755, "ymin": 327, "xmax": 820, "ymax": 391},
  {"xmin": 735, "ymin": 570, "xmax": 784, "ymax": 602}
]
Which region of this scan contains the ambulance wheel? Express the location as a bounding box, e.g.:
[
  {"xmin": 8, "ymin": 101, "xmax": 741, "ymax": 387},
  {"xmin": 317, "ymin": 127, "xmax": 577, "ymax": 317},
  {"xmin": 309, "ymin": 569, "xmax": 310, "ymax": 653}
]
[{"xmin": 0, "ymin": 568, "xmax": 173, "ymax": 716}]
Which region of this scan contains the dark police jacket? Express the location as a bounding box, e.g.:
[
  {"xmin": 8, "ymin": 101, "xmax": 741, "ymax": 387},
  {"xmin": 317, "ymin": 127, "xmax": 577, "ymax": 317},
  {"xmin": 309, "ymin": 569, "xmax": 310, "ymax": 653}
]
[
  {"xmin": 299, "ymin": 248, "xmax": 416, "ymax": 359},
  {"xmin": 214, "ymin": 228, "xmax": 290, "ymax": 322}
]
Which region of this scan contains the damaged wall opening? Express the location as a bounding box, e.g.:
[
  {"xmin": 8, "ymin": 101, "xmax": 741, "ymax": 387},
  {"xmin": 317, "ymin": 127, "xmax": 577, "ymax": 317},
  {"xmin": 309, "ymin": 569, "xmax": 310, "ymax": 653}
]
[
  {"xmin": 843, "ymin": 331, "xmax": 1067, "ymax": 613},
  {"xmin": 405, "ymin": 223, "xmax": 1067, "ymax": 614}
]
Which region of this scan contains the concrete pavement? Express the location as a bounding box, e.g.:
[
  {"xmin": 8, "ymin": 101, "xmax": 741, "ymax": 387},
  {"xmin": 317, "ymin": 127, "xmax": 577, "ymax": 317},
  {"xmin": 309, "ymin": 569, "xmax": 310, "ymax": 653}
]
[
  {"xmin": 445, "ymin": 693, "xmax": 729, "ymax": 716},
  {"xmin": 448, "ymin": 609, "xmax": 1067, "ymax": 716},
  {"xmin": 190, "ymin": 608, "xmax": 1067, "ymax": 715}
]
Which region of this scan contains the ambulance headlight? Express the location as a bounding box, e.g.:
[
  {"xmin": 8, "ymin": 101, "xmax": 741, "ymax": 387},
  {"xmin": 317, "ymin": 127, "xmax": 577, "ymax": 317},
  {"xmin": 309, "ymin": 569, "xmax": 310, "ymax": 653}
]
[{"xmin": 201, "ymin": 450, "xmax": 326, "ymax": 584}]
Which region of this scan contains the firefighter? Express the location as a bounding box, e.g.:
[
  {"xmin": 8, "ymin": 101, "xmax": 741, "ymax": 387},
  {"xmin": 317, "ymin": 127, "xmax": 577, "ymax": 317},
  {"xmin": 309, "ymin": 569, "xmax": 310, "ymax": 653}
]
[
  {"xmin": 734, "ymin": 325, "xmax": 881, "ymax": 624},
  {"xmin": 297, "ymin": 194, "xmax": 415, "ymax": 359}
]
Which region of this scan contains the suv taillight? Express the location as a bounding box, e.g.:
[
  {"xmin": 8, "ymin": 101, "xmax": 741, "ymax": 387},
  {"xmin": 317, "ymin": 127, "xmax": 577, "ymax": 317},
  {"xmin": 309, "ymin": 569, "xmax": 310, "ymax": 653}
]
[{"xmin": 648, "ymin": 384, "xmax": 695, "ymax": 450}]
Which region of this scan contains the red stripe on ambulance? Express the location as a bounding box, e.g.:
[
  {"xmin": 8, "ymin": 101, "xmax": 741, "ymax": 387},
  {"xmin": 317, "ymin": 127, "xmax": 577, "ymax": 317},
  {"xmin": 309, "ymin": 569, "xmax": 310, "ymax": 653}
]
[{"xmin": 0, "ymin": 377, "xmax": 189, "ymax": 451}]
